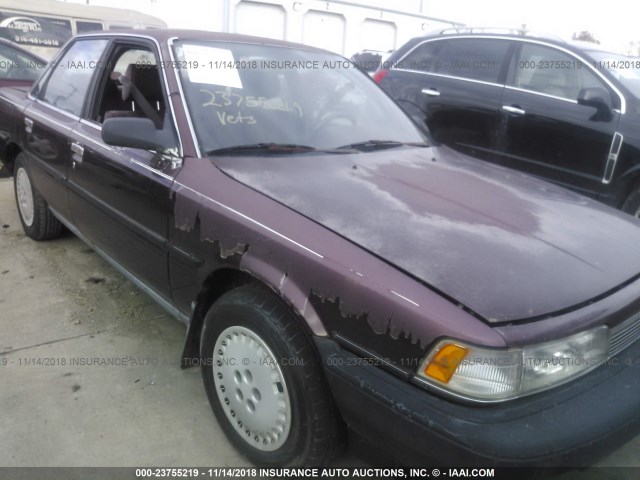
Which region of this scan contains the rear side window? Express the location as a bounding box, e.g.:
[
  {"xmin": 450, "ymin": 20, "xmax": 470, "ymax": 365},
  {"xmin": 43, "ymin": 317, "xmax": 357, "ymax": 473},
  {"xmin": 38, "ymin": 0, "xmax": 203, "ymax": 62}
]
[
  {"xmin": 397, "ymin": 41, "xmax": 444, "ymax": 72},
  {"xmin": 509, "ymin": 44, "xmax": 606, "ymax": 100},
  {"xmin": 76, "ymin": 21, "xmax": 104, "ymax": 34},
  {"xmin": 435, "ymin": 39, "xmax": 509, "ymax": 83},
  {"xmin": 41, "ymin": 39, "xmax": 108, "ymax": 116}
]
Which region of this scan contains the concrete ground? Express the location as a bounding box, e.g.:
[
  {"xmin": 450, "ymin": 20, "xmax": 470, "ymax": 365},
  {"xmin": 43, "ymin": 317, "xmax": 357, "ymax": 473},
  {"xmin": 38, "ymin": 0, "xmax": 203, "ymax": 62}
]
[{"xmin": 0, "ymin": 177, "xmax": 638, "ymax": 476}]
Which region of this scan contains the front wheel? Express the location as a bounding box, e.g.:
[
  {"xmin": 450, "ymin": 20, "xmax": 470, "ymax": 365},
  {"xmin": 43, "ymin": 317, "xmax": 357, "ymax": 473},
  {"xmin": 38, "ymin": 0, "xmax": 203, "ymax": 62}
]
[
  {"xmin": 13, "ymin": 154, "xmax": 63, "ymax": 240},
  {"xmin": 200, "ymin": 285, "xmax": 343, "ymax": 466}
]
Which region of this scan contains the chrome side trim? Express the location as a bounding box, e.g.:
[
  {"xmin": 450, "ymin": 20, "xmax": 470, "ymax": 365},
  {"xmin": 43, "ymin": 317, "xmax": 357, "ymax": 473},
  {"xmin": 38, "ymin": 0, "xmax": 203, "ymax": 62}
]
[
  {"xmin": 395, "ymin": 35, "xmax": 627, "ymax": 114},
  {"xmin": 49, "ymin": 207, "xmax": 190, "ymax": 325},
  {"xmin": 603, "ymin": 132, "xmax": 623, "ymax": 185},
  {"xmin": 72, "ymin": 129, "xmax": 175, "ymax": 181},
  {"xmin": 174, "ymin": 181, "xmax": 323, "ymax": 259},
  {"xmin": 504, "ymin": 85, "xmax": 578, "ymax": 104},
  {"xmin": 391, "ymin": 68, "xmax": 503, "ymax": 88},
  {"xmin": 127, "ymin": 157, "xmax": 175, "ymax": 181},
  {"xmin": 80, "ymin": 119, "xmax": 101, "ymax": 130},
  {"xmin": 23, "ymin": 108, "xmax": 74, "ymax": 132}
]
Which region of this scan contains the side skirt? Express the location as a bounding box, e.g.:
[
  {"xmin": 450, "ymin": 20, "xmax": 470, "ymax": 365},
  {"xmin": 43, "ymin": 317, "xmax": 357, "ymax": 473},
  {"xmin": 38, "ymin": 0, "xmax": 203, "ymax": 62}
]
[{"xmin": 49, "ymin": 206, "xmax": 190, "ymax": 326}]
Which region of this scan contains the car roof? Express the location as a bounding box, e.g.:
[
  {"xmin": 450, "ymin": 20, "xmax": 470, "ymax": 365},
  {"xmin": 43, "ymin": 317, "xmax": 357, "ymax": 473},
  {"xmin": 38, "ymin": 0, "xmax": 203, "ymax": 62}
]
[{"xmin": 405, "ymin": 31, "xmax": 624, "ymax": 58}]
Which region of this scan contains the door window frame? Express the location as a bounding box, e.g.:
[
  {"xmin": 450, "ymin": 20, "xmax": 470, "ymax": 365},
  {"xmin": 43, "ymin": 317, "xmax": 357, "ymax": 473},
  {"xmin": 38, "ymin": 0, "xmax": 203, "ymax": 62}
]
[
  {"xmin": 31, "ymin": 37, "xmax": 111, "ymax": 120},
  {"xmin": 505, "ymin": 41, "xmax": 619, "ymax": 108},
  {"xmin": 394, "ymin": 35, "xmax": 627, "ymax": 113}
]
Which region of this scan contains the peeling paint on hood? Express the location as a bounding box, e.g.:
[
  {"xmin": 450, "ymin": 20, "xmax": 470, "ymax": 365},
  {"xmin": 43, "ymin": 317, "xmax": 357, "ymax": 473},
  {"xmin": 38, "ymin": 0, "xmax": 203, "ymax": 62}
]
[{"xmin": 212, "ymin": 145, "xmax": 640, "ymax": 323}]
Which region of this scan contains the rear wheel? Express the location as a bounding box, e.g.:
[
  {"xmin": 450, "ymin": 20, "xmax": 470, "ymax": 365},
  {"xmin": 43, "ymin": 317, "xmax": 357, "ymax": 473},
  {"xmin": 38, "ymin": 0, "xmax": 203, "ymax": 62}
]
[
  {"xmin": 14, "ymin": 154, "xmax": 63, "ymax": 240},
  {"xmin": 200, "ymin": 285, "xmax": 343, "ymax": 466}
]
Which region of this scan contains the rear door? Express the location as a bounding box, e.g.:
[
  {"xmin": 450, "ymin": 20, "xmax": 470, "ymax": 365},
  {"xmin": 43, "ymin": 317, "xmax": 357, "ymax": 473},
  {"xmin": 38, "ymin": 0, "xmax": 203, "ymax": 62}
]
[
  {"xmin": 496, "ymin": 42, "xmax": 621, "ymax": 195},
  {"xmin": 387, "ymin": 37, "xmax": 511, "ymax": 160},
  {"xmin": 23, "ymin": 38, "xmax": 109, "ymax": 220}
]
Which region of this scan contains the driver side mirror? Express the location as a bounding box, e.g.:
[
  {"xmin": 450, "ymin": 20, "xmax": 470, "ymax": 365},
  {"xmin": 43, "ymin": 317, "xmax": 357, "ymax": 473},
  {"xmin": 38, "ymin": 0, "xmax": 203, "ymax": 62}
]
[
  {"xmin": 577, "ymin": 87, "xmax": 613, "ymax": 121},
  {"xmin": 102, "ymin": 114, "xmax": 178, "ymax": 152}
]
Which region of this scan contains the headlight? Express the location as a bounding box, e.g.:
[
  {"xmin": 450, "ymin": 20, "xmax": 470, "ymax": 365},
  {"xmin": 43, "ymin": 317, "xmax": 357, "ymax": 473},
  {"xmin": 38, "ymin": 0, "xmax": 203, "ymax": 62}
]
[{"xmin": 416, "ymin": 326, "xmax": 609, "ymax": 402}]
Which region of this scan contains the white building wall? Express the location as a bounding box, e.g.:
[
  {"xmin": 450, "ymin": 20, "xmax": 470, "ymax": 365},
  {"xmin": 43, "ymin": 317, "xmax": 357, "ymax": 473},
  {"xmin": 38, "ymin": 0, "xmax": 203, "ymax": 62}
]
[{"xmin": 62, "ymin": 0, "xmax": 462, "ymax": 56}]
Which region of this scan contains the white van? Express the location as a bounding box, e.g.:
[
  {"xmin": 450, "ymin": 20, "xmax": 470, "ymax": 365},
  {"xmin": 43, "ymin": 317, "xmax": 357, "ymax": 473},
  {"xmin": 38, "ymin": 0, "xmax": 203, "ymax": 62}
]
[{"xmin": 0, "ymin": 0, "xmax": 166, "ymax": 59}]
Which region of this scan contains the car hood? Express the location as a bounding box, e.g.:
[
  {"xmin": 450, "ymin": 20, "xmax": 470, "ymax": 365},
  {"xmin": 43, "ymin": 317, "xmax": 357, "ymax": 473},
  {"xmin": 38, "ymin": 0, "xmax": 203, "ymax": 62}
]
[{"xmin": 212, "ymin": 145, "xmax": 640, "ymax": 323}]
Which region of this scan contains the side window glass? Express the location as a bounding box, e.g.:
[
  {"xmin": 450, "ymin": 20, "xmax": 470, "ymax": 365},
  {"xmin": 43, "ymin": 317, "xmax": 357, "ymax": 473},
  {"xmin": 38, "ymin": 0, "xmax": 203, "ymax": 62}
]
[
  {"xmin": 510, "ymin": 44, "xmax": 607, "ymax": 100},
  {"xmin": 92, "ymin": 46, "xmax": 163, "ymax": 126},
  {"xmin": 435, "ymin": 39, "xmax": 508, "ymax": 83},
  {"xmin": 42, "ymin": 39, "xmax": 108, "ymax": 116},
  {"xmin": 397, "ymin": 41, "xmax": 444, "ymax": 72},
  {"xmin": 76, "ymin": 21, "xmax": 104, "ymax": 34}
]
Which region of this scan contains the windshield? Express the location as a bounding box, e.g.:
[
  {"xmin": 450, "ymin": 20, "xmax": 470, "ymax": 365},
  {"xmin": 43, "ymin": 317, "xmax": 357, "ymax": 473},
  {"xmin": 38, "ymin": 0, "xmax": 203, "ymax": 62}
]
[
  {"xmin": 588, "ymin": 51, "xmax": 640, "ymax": 99},
  {"xmin": 172, "ymin": 40, "xmax": 427, "ymax": 154}
]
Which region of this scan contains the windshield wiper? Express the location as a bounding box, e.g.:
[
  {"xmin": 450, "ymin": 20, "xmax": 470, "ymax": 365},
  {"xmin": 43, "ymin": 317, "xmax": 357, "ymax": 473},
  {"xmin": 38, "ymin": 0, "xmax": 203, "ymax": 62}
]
[
  {"xmin": 206, "ymin": 143, "xmax": 353, "ymax": 156},
  {"xmin": 336, "ymin": 140, "xmax": 429, "ymax": 151}
]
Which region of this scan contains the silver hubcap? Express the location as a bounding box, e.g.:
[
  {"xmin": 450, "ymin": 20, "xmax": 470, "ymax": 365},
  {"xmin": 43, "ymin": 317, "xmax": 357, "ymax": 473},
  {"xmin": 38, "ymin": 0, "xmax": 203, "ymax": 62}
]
[
  {"xmin": 212, "ymin": 326, "xmax": 292, "ymax": 451},
  {"xmin": 16, "ymin": 167, "xmax": 35, "ymax": 227}
]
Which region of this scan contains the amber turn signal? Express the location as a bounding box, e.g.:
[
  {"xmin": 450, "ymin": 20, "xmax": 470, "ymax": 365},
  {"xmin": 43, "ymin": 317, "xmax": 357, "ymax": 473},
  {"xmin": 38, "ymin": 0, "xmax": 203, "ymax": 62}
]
[{"xmin": 424, "ymin": 343, "xmax": 469, "ymax": 383}]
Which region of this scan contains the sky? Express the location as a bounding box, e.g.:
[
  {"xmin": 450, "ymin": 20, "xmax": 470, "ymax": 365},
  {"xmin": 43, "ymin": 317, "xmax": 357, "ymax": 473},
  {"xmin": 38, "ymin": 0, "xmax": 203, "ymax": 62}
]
[{"xmin": 426, "ymin": 0, "xmax": 640, "ymax": 54}]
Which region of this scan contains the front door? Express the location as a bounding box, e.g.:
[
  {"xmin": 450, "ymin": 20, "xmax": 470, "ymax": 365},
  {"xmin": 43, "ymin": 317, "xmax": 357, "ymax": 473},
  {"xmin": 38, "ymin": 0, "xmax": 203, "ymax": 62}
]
[
  {"xmin": 496, "ymin": 42, "xmax": 621, "ymax": 196},
  {"xmin": 67, "ymin": 40, "xmax": 181, "ymax": 299}
]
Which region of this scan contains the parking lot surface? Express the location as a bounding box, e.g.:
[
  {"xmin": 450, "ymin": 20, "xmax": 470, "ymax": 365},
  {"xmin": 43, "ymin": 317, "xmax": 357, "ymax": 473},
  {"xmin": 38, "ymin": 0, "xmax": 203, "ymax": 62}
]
[{"xmin": 0, "ymin": 177, "xmax": 638, "ymax": 476}]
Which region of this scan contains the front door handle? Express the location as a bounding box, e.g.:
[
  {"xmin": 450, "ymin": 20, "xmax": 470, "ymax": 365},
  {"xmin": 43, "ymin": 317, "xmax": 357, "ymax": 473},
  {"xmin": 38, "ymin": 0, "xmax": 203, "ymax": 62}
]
[
  {"xmin": 502, "ymin": 105, "xmax": 526, "ymax": 115},
  {"xmin": 25, "ymin": 118, "xmax": 33, "ymax": 134},
  {"xmin": 421, "ymin": 88, "xmax": 440, "ymax": 97},
  {"xmin": 71, "ymin": 142, "xmax": 84, "ymax": 164}
]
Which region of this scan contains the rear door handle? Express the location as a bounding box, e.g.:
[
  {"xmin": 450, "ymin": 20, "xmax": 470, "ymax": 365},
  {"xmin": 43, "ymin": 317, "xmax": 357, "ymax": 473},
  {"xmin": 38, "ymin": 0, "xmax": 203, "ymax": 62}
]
[
  {"xmin": 71, "ymin": 142, "xmax": 84, "ymax": 164},
  {"xmin": 25, "ymin": 118, "xmax": 33, "ymax": 134},
  {"xmin": 502, "ymin": 105, "xmax": 526, "ymax": 115},
  {"xmin": 421, "ymin": 88, "xmax": 440, "ymax": 97}
]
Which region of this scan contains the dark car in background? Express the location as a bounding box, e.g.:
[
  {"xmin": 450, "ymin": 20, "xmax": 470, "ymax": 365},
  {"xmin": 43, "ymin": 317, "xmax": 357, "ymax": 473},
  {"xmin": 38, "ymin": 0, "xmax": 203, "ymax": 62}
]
[
  {"xmin": 375, "ymin": 32, "xmax": 640, "ymax": 216},
  {"xmin": 0, "ymin": 38, "xmax": 46, "ymax": 88},
  {"xmin": 2, "ymin": 30, "xmax": 640, "ymax": 469}
]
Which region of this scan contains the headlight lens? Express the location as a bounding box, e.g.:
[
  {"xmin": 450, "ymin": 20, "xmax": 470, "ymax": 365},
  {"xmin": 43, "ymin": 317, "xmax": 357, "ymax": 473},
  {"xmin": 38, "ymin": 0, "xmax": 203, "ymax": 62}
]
[{"xmin": 417, "ymin": 326, "xmax": 609, "ymax": 401}]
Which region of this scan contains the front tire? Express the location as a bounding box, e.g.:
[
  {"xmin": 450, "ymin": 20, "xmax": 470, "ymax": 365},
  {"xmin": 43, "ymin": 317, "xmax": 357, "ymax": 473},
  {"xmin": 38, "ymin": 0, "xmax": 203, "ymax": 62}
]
[
  {"xmin": 13, "ymin": 154, "xmax": 63, "ymax": 241},
  {"xmin": 200, "ymin": 285, "xmax": 343, "ymax": 466}
]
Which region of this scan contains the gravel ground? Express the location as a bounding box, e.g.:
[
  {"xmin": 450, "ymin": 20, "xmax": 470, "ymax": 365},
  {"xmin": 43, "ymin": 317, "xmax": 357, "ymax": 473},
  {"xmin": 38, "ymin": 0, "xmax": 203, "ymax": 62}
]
[{"xmin": 0, "ymin": 177, "xmax": 638, "ymax": 478}]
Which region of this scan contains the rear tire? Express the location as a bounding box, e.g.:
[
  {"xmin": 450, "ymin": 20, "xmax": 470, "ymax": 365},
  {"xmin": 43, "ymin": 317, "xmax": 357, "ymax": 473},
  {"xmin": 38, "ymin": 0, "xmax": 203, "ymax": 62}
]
[
  {"xmin": 14, "ymin": 154, "xmax": 63, "ymax": 241},
  {"xmin": 200, "ymin": 284, "xmax": 343, "ymax": 466}
]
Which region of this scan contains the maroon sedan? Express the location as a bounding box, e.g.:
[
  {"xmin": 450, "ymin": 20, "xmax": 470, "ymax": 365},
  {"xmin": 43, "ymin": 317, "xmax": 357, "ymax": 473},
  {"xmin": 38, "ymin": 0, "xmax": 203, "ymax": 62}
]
[{"xmin": 1, "ymin": 30, "xmax": 640, "ymax": 469}]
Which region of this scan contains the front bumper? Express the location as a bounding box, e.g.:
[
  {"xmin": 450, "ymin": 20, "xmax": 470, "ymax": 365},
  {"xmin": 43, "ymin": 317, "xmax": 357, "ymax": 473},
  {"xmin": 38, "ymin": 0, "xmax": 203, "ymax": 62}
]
[{"xmin": 316, "ymin": 337, "xmax": 640, "ymax": 468}]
